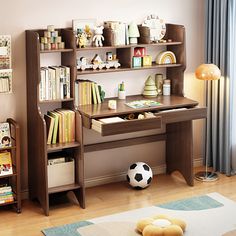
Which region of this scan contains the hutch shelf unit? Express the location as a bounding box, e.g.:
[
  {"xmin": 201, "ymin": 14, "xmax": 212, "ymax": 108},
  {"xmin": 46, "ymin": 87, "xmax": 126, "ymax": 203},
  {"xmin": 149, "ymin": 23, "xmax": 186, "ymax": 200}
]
[
  {"xmin": 26, "ymin": 23, "xmax": 206, "ymax": 215},
  {"xmin": 0, "ymin": 118, "xmax": 21, "ymax": 213}
]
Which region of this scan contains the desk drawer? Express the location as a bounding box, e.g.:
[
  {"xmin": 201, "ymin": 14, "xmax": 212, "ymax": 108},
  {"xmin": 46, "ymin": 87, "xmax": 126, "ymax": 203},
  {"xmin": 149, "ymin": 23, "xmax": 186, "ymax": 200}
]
[
  {"xmin": 157, "ymin": 107, "xmax": 207, "ymax": 123},
  {"xmin": 92, "ymin": 116, "xmax": 162, "ymax": 136}
]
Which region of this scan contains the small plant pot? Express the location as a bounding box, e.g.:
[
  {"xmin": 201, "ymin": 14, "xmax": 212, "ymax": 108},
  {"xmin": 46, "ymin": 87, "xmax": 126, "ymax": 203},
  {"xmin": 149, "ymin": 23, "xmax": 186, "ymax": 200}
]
[{"xmin": 118, "ymin": 90, "xmax": 126, "ymax": 100}]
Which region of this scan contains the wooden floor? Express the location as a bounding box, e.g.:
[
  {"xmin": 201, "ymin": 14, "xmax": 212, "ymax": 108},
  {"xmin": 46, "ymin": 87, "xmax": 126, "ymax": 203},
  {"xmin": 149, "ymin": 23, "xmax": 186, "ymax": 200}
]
[{"xmin": 1, "ymin": 168, "xmax": 236, "ymax": 236}]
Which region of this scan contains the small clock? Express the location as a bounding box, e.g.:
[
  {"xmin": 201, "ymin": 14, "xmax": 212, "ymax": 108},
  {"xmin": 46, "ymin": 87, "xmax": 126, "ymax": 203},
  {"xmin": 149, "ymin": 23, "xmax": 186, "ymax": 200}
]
[{"xmin": 142, "ymin": 14, "xmax": 166, "ymax": 42}]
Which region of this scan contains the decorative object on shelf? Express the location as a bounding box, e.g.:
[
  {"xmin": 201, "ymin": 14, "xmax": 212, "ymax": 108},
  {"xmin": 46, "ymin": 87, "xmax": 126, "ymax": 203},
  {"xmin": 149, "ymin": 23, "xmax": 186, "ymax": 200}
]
[
  {"xmin": 126, "ymin": 162, "xmax": 153, "ymax": 189},
  {"xmin": 0, "ymin": 35, "xmax": 12, "ymax": 93},
  {"xmin": 40, "ymin": 26, "xmax": 65, "ymax": 50},
  {"xmin": 118, "ymin": 81, "xmax": 126, "ymax": 99},
  {"xmin": 0, "ymin": 122, "xmax": 11, "ymax": 148},
  {"xmin": 128, "ymin": 22, "xmax": 140, "ymax": 44},
  {"xmin": 194, "ymin": 63, "xmax": 221, "ymax": 182},
  {"xmin": 108, "ymin": 100, "xmax": 117, "ymax": 110},
  {"xmin": 155, "ymin": 73, "xmax": 164, "ymax": 95},
  {"xmin": 93, "ymin": 26, "xmax": 105, "ymax": 47},
  {"xmin": 73, "ymin": 19, "xmax": 96, "ymax": 47},
  {"xmin": 134, "ymin": 47, "xmax": 146, "ymax": 57},
  {"xmin": 143, "ymin": 55, "xmax": 152, "ymax": 66},
  {"xmin": 142, "ymin": 14, "xmax": 166, "ymax": 42},
  {"xmin": 132, "ymin": 56, "xmax": 142, "ymax": 67},
  {"xmin": 77, "ymin": 30, "xmax": 87, "ymax": 48},
  {"xmin": 103, "ymin": 21, "xmax": 127, "ymax": 46},
  {"xmin": 163, "ymin": 79, "xmax": 171, "ymax": 96},
  {"xmin": 143, "ymin": 76, "xmax": 158, "ymax": 98},
  {"xmin": 138, "ymin": 25, "xmax": 150, "ymax": 44},
  {"xmin": 156, "ymin": 51, "xmax": 176, "ymax": 65},
  {"xmin": 136, "ymin": 214, "xmax": 186, "ymax": 236}
]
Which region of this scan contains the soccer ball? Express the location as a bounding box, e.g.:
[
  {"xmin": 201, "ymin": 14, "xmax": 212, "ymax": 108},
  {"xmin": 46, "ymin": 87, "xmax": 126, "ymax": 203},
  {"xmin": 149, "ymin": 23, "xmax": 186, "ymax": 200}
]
[{"xmin": 127, "ymin": 162, "xmax": 153, "ymax": 189}]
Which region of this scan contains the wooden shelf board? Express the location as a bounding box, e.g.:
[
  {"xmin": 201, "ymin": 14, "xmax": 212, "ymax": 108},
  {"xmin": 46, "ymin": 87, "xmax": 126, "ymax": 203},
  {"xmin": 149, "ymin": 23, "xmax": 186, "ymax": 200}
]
[
  {"xmin": 0, "ymin": 200, "xmax": 17, "ymax": 207},
  {"xmin": 132, "ymin": 63, "xmax": 182, "ymax": 70},
  {"xmin": 48, "ymin": 183, "xmax": 81, "ymax": 194},
  {"xmin": 76, "ymin": 41, "xmax": 182, "ymax": 51},
  {"xmin": 39, "ymin": 98, "xmax": 74, "ymax": 104},
  {"xmin": 47, "ymin": 141, "xmax": 80, "ymax": 153},
  {"xmin": 40, "ymin": 48, "xmax": 73, "ymax": 53},
  {"xmin": 77, "ymin": 64, "xmax": 182, "ymax": 75},
  {"xmin": 0, "ymin": 145, "xmax": 16, "ymax": 151},
  {"xmin": 77, "ymin": 67, "xmax": 131, "ymax": 75}
]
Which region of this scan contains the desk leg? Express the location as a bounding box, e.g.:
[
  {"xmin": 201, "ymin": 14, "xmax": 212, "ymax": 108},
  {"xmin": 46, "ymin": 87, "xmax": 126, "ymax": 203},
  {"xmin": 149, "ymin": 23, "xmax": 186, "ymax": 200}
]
[{"xmin": 166, "ymin": 121, "xmax": 194, "ymax": 186}]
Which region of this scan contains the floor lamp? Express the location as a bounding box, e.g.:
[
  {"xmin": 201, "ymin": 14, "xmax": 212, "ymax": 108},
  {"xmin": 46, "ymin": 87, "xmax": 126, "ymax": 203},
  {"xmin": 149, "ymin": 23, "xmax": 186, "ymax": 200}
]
[{"xmin": 194, "ymin": 64, "xmax": 221, "ymax": 182}]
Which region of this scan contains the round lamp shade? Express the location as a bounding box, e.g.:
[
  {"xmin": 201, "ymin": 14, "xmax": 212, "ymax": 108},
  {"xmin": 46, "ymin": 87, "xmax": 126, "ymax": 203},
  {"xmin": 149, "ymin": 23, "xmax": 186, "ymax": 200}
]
[{"xmin": 195, "ymin": 64, "xmax": 221, "ymax": 80}]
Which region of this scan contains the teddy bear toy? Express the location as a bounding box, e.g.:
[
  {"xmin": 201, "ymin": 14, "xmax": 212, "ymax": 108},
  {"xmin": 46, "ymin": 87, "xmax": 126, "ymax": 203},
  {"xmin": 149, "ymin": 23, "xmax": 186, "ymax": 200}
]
[
  {"xmin": 136, "ymin": 214, "xmax": 186, "ymax": 236},
  {"xmin": 93, "ymin": 26, "xmax": 104, "ymax": 47}
]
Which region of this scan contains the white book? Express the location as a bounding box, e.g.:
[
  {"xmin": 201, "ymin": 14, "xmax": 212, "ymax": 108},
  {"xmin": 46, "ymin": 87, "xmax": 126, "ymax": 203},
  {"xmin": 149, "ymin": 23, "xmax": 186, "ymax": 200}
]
[{"xmin": 98, "ymin": 117, "xmax": 125, "ymax": 123}]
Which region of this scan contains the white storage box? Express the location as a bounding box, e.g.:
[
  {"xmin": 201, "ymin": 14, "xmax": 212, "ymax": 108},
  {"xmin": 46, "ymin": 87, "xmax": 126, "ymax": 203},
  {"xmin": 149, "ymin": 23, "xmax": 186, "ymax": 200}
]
[{"xmin": 47, "ymin": 159, "xmax": 75, "ymax": 188}]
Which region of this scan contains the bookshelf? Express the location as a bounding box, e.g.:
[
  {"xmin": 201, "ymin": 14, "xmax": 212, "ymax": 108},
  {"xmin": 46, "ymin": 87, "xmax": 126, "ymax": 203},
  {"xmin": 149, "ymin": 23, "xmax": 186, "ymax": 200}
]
[
  {"xmin": 26, "ymin": 23, "xmax": 206, "ymax": 215},
  {"xmin": 26, "ymin": 28, "xmax": 85, "ymax": 216},
  {"xmin": 0, "ymin": 118, "xmax": 21, "ymax": 213}
]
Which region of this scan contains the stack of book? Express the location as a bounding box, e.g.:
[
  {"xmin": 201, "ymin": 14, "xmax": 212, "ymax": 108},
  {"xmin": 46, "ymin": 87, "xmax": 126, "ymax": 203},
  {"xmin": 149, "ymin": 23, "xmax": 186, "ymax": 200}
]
[
  {"xmin": 44, "ymin": 109, "xmax": 75, "ymax": 145},
  {"xmin": 75, "ymin": 80, "xmax": 103, "ymax": 106},
  {"xmin": 0, "ymin": 186, "xmax": 14, "ymax": 204},
  {"xmin": 39, "ymin": 66, "xmax": 70, "ymax": 101}
]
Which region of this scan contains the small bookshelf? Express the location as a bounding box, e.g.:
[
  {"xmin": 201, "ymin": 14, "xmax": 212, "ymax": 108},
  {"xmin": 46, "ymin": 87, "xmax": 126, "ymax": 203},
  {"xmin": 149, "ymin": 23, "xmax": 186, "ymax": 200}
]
[{"xmin": 0, "ymin": 118, "xmax": 21, "ymax": 213}]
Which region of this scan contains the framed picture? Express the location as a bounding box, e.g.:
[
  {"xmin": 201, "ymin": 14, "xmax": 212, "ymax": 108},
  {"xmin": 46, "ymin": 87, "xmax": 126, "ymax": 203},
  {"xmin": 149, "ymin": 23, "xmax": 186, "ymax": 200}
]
[{"xmin": 72, "ymin": 19, "xmax": 96, "ymax": 46}]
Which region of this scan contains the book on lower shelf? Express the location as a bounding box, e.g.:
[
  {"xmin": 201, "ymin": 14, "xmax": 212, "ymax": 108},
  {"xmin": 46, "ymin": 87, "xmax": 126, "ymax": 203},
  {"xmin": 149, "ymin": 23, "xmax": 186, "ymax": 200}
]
[
  {"xmin": 0, "ymin": 122, "xmax": 11, "ymax": 148},
  {"xmin": 45, "ymin": 109, "xmax": 75, "ymax": 145},
  {"xmin": 0, "ymin": 185, "xmax": 14, "ymax": 204},
  {"xmin": 0, "ymin": 151, "xmax": 13, "ymax": 176}
]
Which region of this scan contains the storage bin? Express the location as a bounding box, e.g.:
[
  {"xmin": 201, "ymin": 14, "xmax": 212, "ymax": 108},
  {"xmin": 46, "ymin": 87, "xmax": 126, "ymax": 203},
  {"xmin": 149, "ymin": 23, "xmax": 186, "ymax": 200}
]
[{"xmin": 47, "ymin": 159, "xmax": 74, "ymax": 188}]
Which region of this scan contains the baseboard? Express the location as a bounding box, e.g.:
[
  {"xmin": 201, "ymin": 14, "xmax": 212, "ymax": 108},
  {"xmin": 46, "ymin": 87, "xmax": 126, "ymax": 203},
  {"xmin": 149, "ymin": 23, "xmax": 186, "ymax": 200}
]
[{"xmin": 85, "ymin": 158, "xmax": 204, "ymax": 188}]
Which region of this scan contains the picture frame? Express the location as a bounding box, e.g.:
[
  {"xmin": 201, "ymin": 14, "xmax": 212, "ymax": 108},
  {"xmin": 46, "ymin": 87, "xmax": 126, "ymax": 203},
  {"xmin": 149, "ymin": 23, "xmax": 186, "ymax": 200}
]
[{"xmin": 72, "ymin": 19, "xmax": 97, "ymax": 47}]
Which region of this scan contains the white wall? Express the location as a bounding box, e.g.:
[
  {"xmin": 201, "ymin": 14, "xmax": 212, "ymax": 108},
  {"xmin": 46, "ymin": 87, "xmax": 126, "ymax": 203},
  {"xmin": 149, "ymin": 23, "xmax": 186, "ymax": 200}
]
[{"xmin": 0, "ymin": 0, "xmax": 205, "ymax": 192}]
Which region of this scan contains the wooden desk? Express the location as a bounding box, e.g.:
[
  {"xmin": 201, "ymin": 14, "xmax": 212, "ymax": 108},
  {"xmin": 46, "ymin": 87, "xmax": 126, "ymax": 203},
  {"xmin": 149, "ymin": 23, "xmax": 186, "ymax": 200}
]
[{"xmin": 78, "ymin": 95, "xmax": 207, "ymax": 186}]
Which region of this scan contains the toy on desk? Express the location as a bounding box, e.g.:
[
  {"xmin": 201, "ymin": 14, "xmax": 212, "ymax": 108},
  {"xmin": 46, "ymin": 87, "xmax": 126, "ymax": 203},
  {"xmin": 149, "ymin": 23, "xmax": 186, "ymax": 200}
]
[
  {"xmin": 93, "ymin": 26, "xmax": 104, "ymax": 47},
  {"xmin": 143, "ymin": 76, "xmax": 158, "ymax": 98}
]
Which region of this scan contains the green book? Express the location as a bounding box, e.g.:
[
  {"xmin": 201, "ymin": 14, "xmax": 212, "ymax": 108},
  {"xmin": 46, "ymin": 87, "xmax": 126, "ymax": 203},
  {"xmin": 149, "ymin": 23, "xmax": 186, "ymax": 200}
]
[{"xmin": 47, "ymin": 111, "xmax": 59, "ymax": 144}]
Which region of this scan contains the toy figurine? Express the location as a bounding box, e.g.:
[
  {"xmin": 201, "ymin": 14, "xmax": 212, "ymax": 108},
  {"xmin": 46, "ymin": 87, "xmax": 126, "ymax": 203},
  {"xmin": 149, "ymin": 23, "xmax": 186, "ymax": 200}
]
[{"xmin": 93, "ymin": 26, "xmax": 104, "ymax": 47}]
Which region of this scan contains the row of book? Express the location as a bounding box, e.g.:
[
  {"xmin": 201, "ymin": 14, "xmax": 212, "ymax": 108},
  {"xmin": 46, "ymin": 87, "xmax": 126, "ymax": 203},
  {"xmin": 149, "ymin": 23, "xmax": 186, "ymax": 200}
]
[
  {"xmin": 39, "ymin": 66, "xmax": 70, "ymax": 101},
  {"xmin": 74, "ymin": 80, "xmax": 103, "ymax": 106},
  {"xmin": 44, "ymin": 109, "xmax": 75, "ymax": 145},
  {"xmin": 0, "ymin": 186, "xmax": 14, "ymax": 204},
  {"xmin": 0, "ymin": 151, "xmax": 13, "ymax": 176}
]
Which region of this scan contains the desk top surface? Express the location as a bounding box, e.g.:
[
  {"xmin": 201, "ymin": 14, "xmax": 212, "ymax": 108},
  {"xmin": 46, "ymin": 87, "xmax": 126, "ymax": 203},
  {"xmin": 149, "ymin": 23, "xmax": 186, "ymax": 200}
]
[{"xmin": 77, "ymin": 95, "xmax": 199, "ymax": 119}]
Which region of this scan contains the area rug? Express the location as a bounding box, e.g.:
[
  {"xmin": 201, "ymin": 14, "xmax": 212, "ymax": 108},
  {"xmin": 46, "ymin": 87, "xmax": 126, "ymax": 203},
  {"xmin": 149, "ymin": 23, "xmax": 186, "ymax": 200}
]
[{"xmin": 42, "ymin": 192, "xmax": 236, "ymax": 236}]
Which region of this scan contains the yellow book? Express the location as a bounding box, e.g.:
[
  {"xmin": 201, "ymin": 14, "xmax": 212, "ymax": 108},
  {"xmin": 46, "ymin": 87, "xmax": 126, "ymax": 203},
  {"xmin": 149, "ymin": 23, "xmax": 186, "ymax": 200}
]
[
  {"xmin": 0, "ymin": 151, "xmax": 13, "ymax": 176},
  {"xmin": 91, "ymin": 82, "xmax": 97, "ymax": 104},
  {"xmin": 94, "ymin": 83, "xmax": 101, "ymax": 103},
  {"xmin": 47, "ymin": 111, "xmax": 59, "ymax": 144},
  {"xmin": 44, "ymin": 114, "xmax": 55, "ymax": 145}
]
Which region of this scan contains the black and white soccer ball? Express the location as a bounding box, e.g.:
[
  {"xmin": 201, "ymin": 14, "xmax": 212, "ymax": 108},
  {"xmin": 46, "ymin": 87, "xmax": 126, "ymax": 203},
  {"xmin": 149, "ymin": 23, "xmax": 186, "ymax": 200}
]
[{"xmin": 126, "ymin": 162, "xmax": 153, "ymax": 189}]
